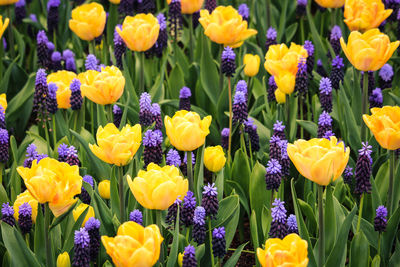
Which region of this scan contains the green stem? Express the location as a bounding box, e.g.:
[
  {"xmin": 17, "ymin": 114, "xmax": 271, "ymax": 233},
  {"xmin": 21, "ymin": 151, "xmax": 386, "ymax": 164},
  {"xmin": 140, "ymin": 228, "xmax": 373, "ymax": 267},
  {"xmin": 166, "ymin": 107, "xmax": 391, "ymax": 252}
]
[
  {"xmin": 188, "ymin": 14, "xmax": 194, "ymax": 62},
  {"xmin": 361, "ymin": 71, "xmax": 369, "ymax": 141},
  {"xmin": 300, "ymin": 17, "xmax": 305, "ymax": 44},
  {"xmin": 285, "ymin": 94, "xmax": 290, "ymax": 140},
  {"xmin": 378, "ymin": 233, "xmax": 381, "ymax": 257},
  {"xmin": 0, "ymin": 39, "xmax": 3, "ymax": 81},
  {"xmin": 227, "ymin": 248, "xmax": 255, "ymax": 254},
  {"xmin": 300, "ymin": 96, "xmax": 304, "ymax": 139},
  {"xmin": 219, "ymin": 45, "xmax": 224, "ymax": 93},
  {"xmin": 186, "ymin": 151, "xmax": 193, "ymax": 191},
  {"xmin": 7, "ymin": 6, "xmax": 15, "ymax": 58},
  {"xmin": 139, "ymin": 52, "xmax": 145, "ymax": 93},
  {"xmin": 156, "ymin": 210, "xmax": 164, "ymax": 263},
  {"xmin": 118, "ymin": 166, "xmax": 125, "ymax": 222},
  {"xmin": 71, "ymin": 111, "xmax": 78, "ymax": 144},
  {"xmin": 356, "ymin": 194, "xmax": 364, "ymax": 233},
  {"xmin": 44, "ymin": 121, "xmax": 51, "ymax": 155},
  {"xmin": 90, "ymin": 40, "xmax": 96, "ymax": 57},
  {"xmin": 52, "ymin": 115, "xmax": 57, "ymax": 149},
  {"xmin": 228, "ymin": 77, "xmax": 233, "ymax": 164},
  {"xmin": 0, "ymin": 163, "xmax": 3, "ymax": 184},
  {"xmin": 388, "ymin": 150, "xmax": 395, "ymax": 216},
  {"xmin": 248, "ymin": 136, "xmax": 254, "ymax": 168},
  {"xmin": 44, "ymin": 203, "xmax": 53, "ymax": 267},
  {"xmin": 217, "ymin": 258, "xmax": 221, "ymax": 267},
  {"xmin": 209, "ymin": 219, "xmax": 215, "ymax": 267},
  {"xmin": 107, "ymin": 104, "xmax": 113, "ymax": 122},
  {"xmin": 318, "ymin": 185, "xmax": 325, "ymax": 267},
  {"xmin": 90, "ymin": 101, "xmax": 94, "ymax": 136}
]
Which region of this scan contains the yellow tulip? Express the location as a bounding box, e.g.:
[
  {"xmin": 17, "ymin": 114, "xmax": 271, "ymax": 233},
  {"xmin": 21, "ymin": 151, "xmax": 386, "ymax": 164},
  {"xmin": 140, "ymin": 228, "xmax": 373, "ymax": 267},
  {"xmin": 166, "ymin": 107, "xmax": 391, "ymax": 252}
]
[
  {"xmin": 56, "ymin": 252, "xmax": 71, "ymax": 267},
  {"xmin": 0, "ymin": 93, "xmax": 7, "ymax": 112},
  {"xmin": 13, "ymin": 190, "xmax": 38, "ymax": 223},
  {"xmin": 164, "ymin": 110, "xmax": 212, "ymax": 151},
  {"xmin": 166, "ymin": 0, "xmax": 204, "ymax": 14},
  {"xmin": 127, "ymin": 163, "xmax": 189, "ymax": 210},
  {"xmin": 69, "ymin": 2, "xmax": 106, "ymax": 41},
  {"xmin": 79, "ymin": 66, "xmax": 125, "ymax": 105},
  {"xmin": 363, "ymin": 106, "xmax": 400, "ymax": 150},
  {"xmin": 275, "ymin": 89, "xmax": 286, "ymax": 104},
  {"xmin": 102, "ymin": 221, "xmax": 163, "ymax": 267},
  {"xmin": 89, "ymin": 123, "xmax": 142, "ymax": 166},
  {"xmin": 314, "ymin": 0, "xmax": 344, "ymax": 8},
  {"xmin": 340, "ymin": 29, "xmax": 399, "ymax": 71},
  {"xmin": 117, "ymin": 14, "xmax": 160, "ymax": 52},
  {"xmin": 264, "ymin": 43, "xmax": 308, "ymax": 94},
  {"xmin": 199, "ymin": 6, "xmax": 257, "ymax": 48},
  {"xmin": 344, "ymin": 0, "xmax": 392, "ymax": 32},
  {"xmin": 257, "ymin": 233, "xmax": 309, "ymax": 267},
  {"xmin": 287, "ymin": 136, "xmax": 350, "ymax": 186},
  {"xmin": 17, "ymin": 158, "xmax": 82, "ymax": 217},
  {"xmin": 0, "ymin": 0, "xmax": 18, "ymax": 6},
  {"xmin": 0, "ymin": 16, "xmax": 9, "ymax": 39},
  {"xmin": 98, "ymin": 180, "xmax": 111, "ymax": 199},
  {"xmin": 204, "ymin": 146, "xmax": 226, "ymax": 172},
  {"xmin": 109, "ymin": 0, "xmax": 120, "ymax": 3},
  {"xmin": 73, "ymin": 203, "xmax": 95, "ymax": 227},
  {"xmin": 47, "ymin": 71, "xmax": 77, "ymax": 109},
  {"xmin": 178, "ymin": 252, "xmax": 184, "ymax": 267},
  {"xmin": 243, "ymin": 54, "xmax": 261, "ymax": 77}
]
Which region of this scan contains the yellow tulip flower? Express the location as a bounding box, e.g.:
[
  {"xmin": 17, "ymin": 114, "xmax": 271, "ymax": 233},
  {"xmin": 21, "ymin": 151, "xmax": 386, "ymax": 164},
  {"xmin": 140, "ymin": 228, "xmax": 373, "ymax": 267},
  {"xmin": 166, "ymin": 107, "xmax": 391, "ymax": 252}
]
[
  {"xmin": 164, "ymin": 110, "xmax": 212, "ymax": 151},
  {"xmin": 102, "ymin": 221, "xmax": 163, "ymax": 267},
  {"xmin": 89, "ymin": 123, "xmax": 142, "ymax": 166},
  {"xmin": 73, "ymin": 203, "xmax": 95, "ymax": 227},
  {"xmin": 0, "ymin": 16, "xmax": 9, "ymax": 39},
  {"xmin": 199, "ymin": 6, "xmax": 257, "ymax": 48},
  {"xmin": 275, "ymin": 89, "xmax": 286, "ymax": 104},
  {"xmin": 363, "ymin": 106, "xmax": 400, "ymax": 150},
  {"xmin": 344, "ymin": 0, "xmax": 392, "ymax": 32},
  {"xmin": 314, "ymin": 0, "xmax": 344, "ymax": 8},
  {"xmin": 287, "ymin": 136, "xmax": 350, "ymax": 186},
  {"xmin": 47, "ymin": 71, "xmax": 77, "ymax": 109},
  {"xmin": 340, "ymin": 29, "xmax": 399, "ymax": 71},
  {"xmin": 13, "ymin": 190, "xmax": 38, "ymax": 223},
  {"xmin": 0, "ymin": 93, "xmax": 7, "ymax": 112},
  {"xmin": 56, "ymin": 252, "xmax": 71, "ymax": 267},
  {"xmin": 257, "ymin": 233, "xmax": 309, "ymax": 267},
  {"xmin": 204, "ymin": 146, "xmax": 226, "ymax": 172},
  {"xmin": 69, "ymin": 2, "xmax": 106, "ymax": 41},
  {"xmin": 80, "ymin": 66, "xmax": 125, "ymax": 105},
  {"xmin": 109, "ymin": 0, "xmax": 120, "ymax": 4},
  {"xmin": 117, "ymin": 14, "xmax": 160, "ymax": 52},
  {"xmin": 98, "ymin": 180, "xmax": 111, "ymax": 199},
  {"xmin": 264, "ymin": 43, "xmax": 308, "ymax": 94},
  {"xmin": 127, "ymin": 163, "xmax": 188, "ymax": 210},
  {"xmin": 17, "ymin": 158, "xmax": 82, "ymax": 217},
  {"xmin": 243, "ymin": 54, "xmax": 261, "ymax": 77},
  {"xmin": 166, "ymin": 0, "xmax": 204, "ymax": 14},
  {"xmin": 0, "ymin": 0, "xmax": 18, "ymax": 6}
]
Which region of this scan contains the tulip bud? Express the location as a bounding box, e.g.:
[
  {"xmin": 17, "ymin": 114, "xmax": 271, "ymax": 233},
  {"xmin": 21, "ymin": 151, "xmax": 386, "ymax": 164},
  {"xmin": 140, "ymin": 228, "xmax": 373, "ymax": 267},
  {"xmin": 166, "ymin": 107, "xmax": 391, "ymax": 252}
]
[
  {"xmin": 73, "ymin": 203, "xmax": 95, "ymax": 227},
  {"xmin": 98, "ymin": 180, "xmax": 111, "ymax": 199},
  {"xmin": 204, "ymin": 146, "xmax": 226, "ymax": 173},
  {"xmin": 243, "ymin": 54, "xmax": 260, "ymax": 77},
  {"xmin": 56, "ymin": 252, "xmax": 71, "ymax": 267},
  {"xmin": 69, "ymin": 3, "xmax": 106, "ymax": 41}
]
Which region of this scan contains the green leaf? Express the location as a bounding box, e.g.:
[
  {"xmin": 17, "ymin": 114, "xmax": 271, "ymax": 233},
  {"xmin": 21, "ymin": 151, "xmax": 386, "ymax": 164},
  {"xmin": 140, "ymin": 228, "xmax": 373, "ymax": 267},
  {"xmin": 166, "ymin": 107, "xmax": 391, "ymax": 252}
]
[
  {"xmin": 166, "ymin": 207, "xmax": 180, "ymax": 267},
  {"xmin": 349, "ymin": 232, "xmax": 369, "ymax": 267},
  {"xmin": 62, "ymin": 206, "xmax": 90, "ymax": 253},
  {"xmin": 226, "ymin": 180, "xmax": 250, "ymax": 216},
  {"xmin": 324, "ymin": 185, "xmax": 336, "ymax": 256},
  {"xmin": 277, "ymin": 0, "xmax": 288, "ymax": 43},
  {"xmin": 92, "ymin": 191, "xmax": 115, "ymax": 235},
  {"xmin": 49, "ymin": 201, "xmax": 78, "ymax": 230},
  {"xmin": 34, "ymin": 203, "xmax": 46, "ymax": 264},
  {"xmin": 199, "ymin": 35, "xmax": 219, "ymax": 106},
  {"xmin": 250, "ymin": 210, "xmax": 260, "ymax": 266},
  {"xmin": 382, "ymin": 207, "xmax": 400, "ymax": 261},
  {"xmin": 231, "ymin": 149, "xmax": 251, "ymax": 199},
  {"xmin": 285, "ymin": 22, "xmax": 298, "ymax": 43},
  {"xmin": 223, "ymin": 242, "xmax": 248, "ymax": 267},
  {"xmin": 306, "ymin": 7, "xmax": 328, "ymax": 70},
  {"xmin": 110, "ymin": 166, "xmax": 120, "ymax": 219},
  {"xmin": 167, "ymin": 63, "xmax": 185, "ymax": 99},
  {"xmin": 297, "ymin": 120, "xmax": 317, "ymax": 137},
  {"xmin": 371, "ymin": 255, "xmax": 381, "ymax": 267}
]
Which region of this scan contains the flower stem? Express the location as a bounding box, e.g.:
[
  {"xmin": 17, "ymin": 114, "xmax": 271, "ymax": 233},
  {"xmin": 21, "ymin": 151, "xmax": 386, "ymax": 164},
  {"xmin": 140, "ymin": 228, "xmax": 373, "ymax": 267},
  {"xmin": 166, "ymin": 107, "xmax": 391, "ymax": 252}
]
[
  {"xmin": 52, "ymin": 115, "xmax": 57, "ymax": 148},
  {"xmin": 378, "ymin": 233, "xmax": 381, "ymax": 257},
  {"xmin": 7, "ymin": 6, "xmax": 15, "ymax": 58},
  {"xmin": 44, "ymin": 203, "xmax": 53, "ymax": 267},
  {"xmin": 186, "ymin": 151, "xmax": 193, "ymax": 191},
  {"xmin": 90, "ymin": 101, "xmax": 94, "ymax": 136},
  {"xmin": 300, "ymin": 96, "xmax": 304, "ymax": 139},
  {"xmin": 356, "ymin": 194, "xmax": 364, "ymax": 233},
  {"xmin": 139, "ymin": 52, "xmax": 145, "ymax": 94},
  {"xmin": 388, "ymin": 150, "xmax": 395, "ymax": 216},
  {"xmin": 118, "ymin": 166, "xmax": 125, "ymax": 222},
  {"xmin": 156, "ymin": 210, "xmax": 164, "ymax": 263},
  {"xmin": 188, "ymin": 14, "xmax": 194, "ymax": 62},
  {"xmin": 361, "ymin": 71, "xmax": 369, "ymax": 140},
  {"xmin": 285, "ymin": 94, "xmax": 290, "ymax": 141},
  {"xmin": 228, "ymin": 77, "xmax": 233, "ymax": 164},
  {"xmin": 209, "ymin": 219, "xmax": 215, "ymax": 267},
  {"xmin": 318, "ymin": 185, "xmax": 324, "ymax": 267}
]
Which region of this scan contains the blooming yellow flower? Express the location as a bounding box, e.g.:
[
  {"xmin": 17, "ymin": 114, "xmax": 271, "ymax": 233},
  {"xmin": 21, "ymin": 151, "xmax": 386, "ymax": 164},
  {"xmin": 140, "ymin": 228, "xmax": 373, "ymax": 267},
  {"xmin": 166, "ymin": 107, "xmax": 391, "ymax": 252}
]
[
  {"xmin": 264, "ymin": 43, "xmax": 308, "ymax": 94},
  {"xmin": 127, "ymin": 163, "xmax": 188, "ymax": 210},
  {"xmin": 47, "ymin": 71, "xmax": 77, "ymax": 109},
  {"xmin": 0, "ymin": 0, "xmax": 18, "ymax": 5},
  {"xmin": 73, "ymin": 203, "xmax": 95, "ymax": 227},
  {"xmin": 0, "ymin": 16, "xmax": 9, "ymax": 39},
  {"xmin": 102, "ymin": 221, "xmax": 163, "ymax": 267},
  {"xmin": 199, "ymin": 6, "xmax": 257, "ymax": 48},
  {"xmin": 109, "ymin": 0, "xmax": 120, "ymax": 3},
  {"xmin": 204, "ymin": 146, "xmax": 226, "ymax": 172},
  {"xmin": 275, "ymin": 89, "xmax": 286, "ymax": 104},
  {"xmin": 363, "ymin": 106, "xmax": 400, "ymax": 150},
  {"xmin": 314, "ymin": 0, "xmax": 344, "ymax": 8},
  {"xmin": 89, "ymin": 123, "xmax": 142, "ymax": 166},
  {"xmin": 17, "ymin": 158, "xmax": 82, "ymax": 217},
  {"xmin": 164, "ymin": 110, "xmax": 212, "ymax": 151},
  {"xmin": 178, "ymin": 252, "xmax": 184, "ymax": 267},
  {"xmin": 287, "ymin": 136, "xmax": 350, "ymax": 186},
  {"xmin": 0, "ymin": 93, "xmax": 7, "ymax": 112},
  {"xmin": 69, "ymin": 2, "xmax": 106, "ymax": 41},
  {"xmin": 56, "ymin": 252, "xmax": 71, "ymax": 267},
  {"xmin": 340, "ymin": 29, "xmax": 399, "ymax": 71},
  {"xmin": 98, "ymin": 180, "xmax": 111, "ymax": 199},
  {"xmin": 243, "ymin": 54, "xmax": 260, "ymax": 77},
  {"xmin": 166, "ymin": 0, "xmax": 204, "ymax": 14},
  {"xmin": 257, "ymin": 233, "xmax": 309, "ymax": 267},
  {"xmin": 117, "ymin": 14, "xmax": 160, "ymax": 52},
  {"xmin": 344, "ymin": 0, "xmax": 392, "ymax": 32},
  {"xmin": 79, "ymin": 66, "xmax": 125, "ymax": 105},
  {"xmin": 13, "ymin": 190, "xmax": 38, "ymax": 223}
]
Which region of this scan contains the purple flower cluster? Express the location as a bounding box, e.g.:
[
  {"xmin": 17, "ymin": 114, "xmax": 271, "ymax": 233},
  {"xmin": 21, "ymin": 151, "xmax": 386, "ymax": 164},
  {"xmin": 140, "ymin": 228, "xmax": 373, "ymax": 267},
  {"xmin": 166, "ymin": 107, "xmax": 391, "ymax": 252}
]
[
  {"xmin": 265, "ymin": 158, "xmax": 282, "ymax": 191},
  {"xmin": 268, "ymin": 76, "xmax": 277, "ymax": 102},
  {"xmin": 129, "ymin": 209, "xmax": 143, "ymax": 225},
  {"xmin": 221, "ymin": 46, "xmax": 236, "ymax": 77},
  {"xmin": 317, "ymin": 111, "xmax": 333, "ymax": 138},
  {"xmin": 374, "ymin": 205, "xmax": 387, "ymax": 233},
  {"xmin": 244, "ymin": 118, "xmax": 260, "ymax": 152},
  {"xmin": 265, "ymin": 27, "xmax": 277, "ymax": 51},
  {"xmin": 319, "ymin": 77, "xmax": 332, "ymax": 113},
  {"xmin": 179, "ymin": 87, "xmax": 192, "ymax": 111},
  {"xmin": 269, "ymin": 198, "xmax": 288, "ymax": 238},
  {"xmin": 330, "ymin": 56, "xmax": 344, "ymax": 90},
  {"xmin": 58, "ymin": 143, "xmax": 80, "ymax": 166},
  {"xmin": 23, "ymin": 143, "xmax": 48, "ymax": 168},
  {"xmin": 354, "ymin": 142, "xmax": 373, "ymax": 195},
  {"xmin": 139, "ymin": 93, "xmax": 162, "ymax": 130},
  {"xmin": 143, "ymin": 129, "xmax": 163, "ymax": 167}
]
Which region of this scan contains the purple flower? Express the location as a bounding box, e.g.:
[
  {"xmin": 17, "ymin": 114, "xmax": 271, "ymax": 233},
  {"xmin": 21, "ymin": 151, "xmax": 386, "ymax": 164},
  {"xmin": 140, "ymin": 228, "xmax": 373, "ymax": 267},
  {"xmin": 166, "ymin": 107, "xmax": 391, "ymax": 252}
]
[
  {"xmin": 287, "ymin": 214, "xmax": 298, "ymax": 234},
  {"xmin": 84, "ymin": 217, "xmax": 101, "ymax": 261},
  {"xmin": 139, "ymin": 93, "xmax": 153, "ymax": 127},
  {"xmin": 221, "ymin": 128, "xmax": 230, "ymax": 150},
  {"xmin": 169, "ymin": 0, "xmax": 183, "ymax": 41},
  {"xmin": 73, "ymin": 228, "xmax": 90, "ymax": 267},
  {"xmin": 238, "ymin": 3, "xmax": 249, "ymax": 21},
  {"xmin": 201, "ymin": 183, "xmax": 219, "ymax": 218},
  {"xmin": 269, "ymin": 198, "xmax": 288, "ymax": 238},
  {"xmin": 319, "ymin": 77, "xmax": 333, "ymax": 113},
  {"xmin": 236, "ymin": 80, "xmax": 248, "ymax": 98},
  {"xmin": 0, "ymin": 129, "xmax": 8, "ymax": 163},
  {"xmin": 181, "ymin": 191, "xmax": 196, "ymax": 226},
  {"xmin": 192, "ymin": 206, "xmax": 206, "ymax": 244},
  {"xmin": 166, "ymin": 198, "xmax": 182, "ymax": 225},
  {"xmin": 374, "ymin": 205, "xmax": 387, "ymax": 233},
  {"xmin": 2, "ymin": 202, "xmax": 15, "ymax": 226},
  {"xmin": 269, "ymin": 135, "xmax": 282, "ymax": 160},
  {"xmin": 343, "ymin": 166, "xmax": 353, "ymax": 185},
  {"xmin": 266, "ymin": 27, "xmax": 277, "ymax": 51},
  {"xmin": 85, "ymin": 54, "xmax": 99, "ymax": 71},
  {"xmin": 379, "ymin": 64, "xmax": 394, "ymax": 89},
  {"xmin": 221, "ymin": 46, "xmax": 236, "ymax": 77},
  {"xmin": 166, "ymin": 149, "xmax": 181, "ymax": 167},
  {"xmin": 18, "ymin": 202, "xmax": 32, "ymax": 234},
  {"xmin": 244, "ymin": 118, "xmax": 260, "ymax": 152},
  {"xmin": 273, "ymin": 120, "xmax": 286, "ymax": 139},
  {"xmin": 47, "ymin": 0, "xmax": 60, "ymax": 35},
  {"xmin": 70, "ymin": 79, "xmax": 82, "ymax": 110},
  {"xmin": 317, "ymin": 111, "xmax": 333, "ymax": 138},
  {"xmin": 232, "ymin": 91, "xmax": 248, "ymax": 124},
  {"xmin": 182, "ymin": 245, "xmax": 197, "ymax": 267},
  {"xmin": 370, "ymin": 87, "xmax": 383, "ymax": 108},
  {"xmin": 268, "ymin": 76, "xmax": 277, "ymax": 102},
  {"xmin": 143, "ymin": 130, "xmax": 163, "ymax": 167},
  {"xmin": 212, "ymin": 227, "xmax": 226, "ymax": 258},
  {"xmin": 113, "ymin": 104, "xmax": 122, "ymax": 128},
  {"xmin": 114, "ymin": 25, "xmax": 126, "ymax": 69},
  {"xmin": 179, "ymin": 87, "xmax": 191, "ymax": 111},
  {"xmin": 265, "ymin": 159, "xmax": 282, "ymax": 191},
  {"xmin": 205, "ymin": 0, "xmax": 216, "ymax": 12},
  {"xmin": 129, "ymin": 209, "xmax": 143, "ymax": 225},
  {"xmin": 151, "ymin": 103, "xmax": 163, "ymax": 130},
  {"xmin": 295, "ymin": 57, "xmax": 308, "ymax": 96},
  {"xmin": 354, "ymin": 142, "xmax": 373, "ymax": 195}
]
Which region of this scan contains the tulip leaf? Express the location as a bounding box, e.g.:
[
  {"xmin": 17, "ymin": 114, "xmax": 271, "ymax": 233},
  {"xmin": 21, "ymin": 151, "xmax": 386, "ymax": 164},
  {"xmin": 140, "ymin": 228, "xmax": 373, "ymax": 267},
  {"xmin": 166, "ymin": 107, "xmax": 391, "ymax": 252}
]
[
  {"xmin": 109, "ymin": 166, "xmax": 120, "ymax": 219},
  {"xmin": 232, "ymin": 149, "xmax": 251, "ymax": 199},
  {"xmin": 215, "ymin": 168, "xmax": 224, "ymax": 201},
  {"xmin": 389, "ymin": 240, "xmax": 400, "ymax": 266},
  {"xmin": 351, "ymin": 216, "xmax": 378, "ymax": 250},
  {"xmin": 226, "ymin": 180, "xmax": 250, "ymax": 217},
  {"xmin": 382, "ymin": 207, "xmax": 400, "ymax": 262},
  {"xmin": 298, "ymin": 199, "xmax": 317, "ymax": 232},
  {"xmin": 49, "ymin": 201, "xmax": 78, "ymax": 230},
  {"xmin": 261, "ymin": 206, "xmax": 271, "ymax": 238},
  {"xmin": 277, "ymin": 0, "xmax": 287, "ymax": 43},
  {"xmin": 324, "ymin": 185, "xmax": 336, "ymax": 257},
  {"xmin": 199, "ymin": 34, "xmax": 218, "ymax": 107},
  {"xmin": 349, "ymin": 231, "xmax": 370, "ymax": 267},
  {"xmin": 306, "ymin": 7, "xmax": 328, "ymax": 71},
  {"xmin": 194, "ymin": 146, "xmax": 205, "ymax": 201},
  {"xmin": 223, "ymin": 242, "xmax": 248, "ymax": 267},
  {"xmin": 34, "ymin": 202, "xmax": 46, "ymax": 265},
  {"xmin": 166, "ymin": 207, "xmax": 180, "ymax": 267},
  {"xmin": 0, "ymin": 56, "xmax": 17, "ymax": 94},
  {"xmin": 296, "ymin": 120, "xmax": 317, "ymax": 137},
  {"xmin": 371, "ymin": 255, "xmax": 381, "ymax": 267},
  {"xmin": 167, "ymin": 63, "xmax": 185, "ymax": 100},
  {"xmin": 250, "ymin": 210, "xmax": 260, "ymax": 267},
  {"xmin": 92, "ymin": 191, "xmax": 115, "ymax": 235},
  {"xmin": 62, "ymin": 206, "xmax": 90, "ymax": 253},
  {"xmin": 325, "ymin": 205, "xmax": 357, "ymax": 267}
]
